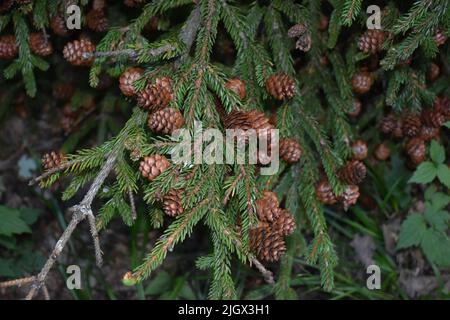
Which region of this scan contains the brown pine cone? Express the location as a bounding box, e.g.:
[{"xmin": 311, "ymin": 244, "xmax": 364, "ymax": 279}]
[
  {"xmin": 53, "ymin": 83, "xmax": 75, "ymax": 100},
  {"xmin": 405, "ymin": 138, "xmax": 426, "ymax": 165},
  {"xmin": 163, "ymin": 189, "xmax": 184, "ymax": 217},
  {"xmin": 279, "ymin": 138, "xmax": 302, "ymax": 163},
  {"xmin": 224, "ymin": 109, "xmax": 274, "ymax": 145},
  {"xmin": 63, "ymin": 39, "xmax": 96, "ymax": 66},
  {"xmin": 225, "ymin": 78, "xmax": 246, "ymax": 100},
  {"xmin": 357, "ymin": 29, "xmax": 386, "ymax": 54},
  {"xmin": 379, "ymin": 114, "xmax": 397, "ymax": 134},
  {"xmin": 349, "ymin": 98, "xmax": 362, "ymax": 117},
  {"xmin": 340, "ymin": 185, "xmax": 360, "ymax": 211},
  {"xmin": 351, "ymin": 70, "xmax": 373, "ymax": 94},
  {"xmin": 374, "ymin": 143, "xmax": 391, "ymax": 161},
  {"xmin": 421, "ymin": 107, "xmax": 445, "ymax": 128},
  {"xmin": 403, "ymin": 113, "xmax": 422, "ymax": 137},
  {"xmin": 351, "ymin": 140, "xmax": 368, "ymax": 161},
  {"xmin": 319, "ymin": 15, "xmax": 329, "ymax": 31},
  {"xmin": 315, "ymin": 180, "xmax": 338, "ymax": 205},
  {"xmin": 119, "ymin": 67, "xmax": 144, "ymax": 97},
  {"xmin": 42, "ymin": 151, "xmax": 66, "ymax": 171},
  {"xmin": 266, "ymin": 74, "xmax": 296, "ymax": 100},
  {"xmin": 50, "ymin": 15, "xmax": 72, "ymax": 37},
  {"xmin": 137, "ymin": 77, "xmax": 174, "ymax": 112},
  {"xmin": 272, "ymin": 209, "xmax": 296, "ymax": 236},
  {"xmin": 256, "ymin": 191, "xmax": 280, "ymax": 223},
  {"xmin": 428, "ymin": 63, "xmax": 440, "ymax": 81},
  {"xmin": 148, "ymin": 108, "xmax": 184, "ymax": 135},
  {"xmin": 434, "ymin": 97, "xmax": 450, "ymax": 119},
  {"xmin": 434, "ymin": 29, "xmax": 447, "ymax": 46},
  {"xmin": 29, "ymin": 33, "xmax": 53, "ymax": 56},
  {"xmin": 0, "ymin": 0, "xmax": 13, "ymax": 12},
  {"xmin": 0, "ymin": 35, "xmax": 18, "ymax": 60},
  {"xmin": 249, "ymin": 227, "xmax": 286, "ymax": 262},
  {"xmin": 87, "ymin": 9, "xmax": 108, "ymax": 32},
  {"xmin": 339, "ymin": 160, "xmax": 367, "ymax": 185},
  {"xmin": 420, "ymin": 126, "xmax": 440, "ymax": 141},
  {"xmin": 139, "ymin": 155, "xmax": 170, "ymax": 181}
]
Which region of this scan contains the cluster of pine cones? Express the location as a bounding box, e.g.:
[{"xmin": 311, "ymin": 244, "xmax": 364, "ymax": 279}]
[
  {"xmin": 315, "ymin": 140, "xmax": 369, "ymax": 210},
  {"xmin": 250, "ymin": 191, "xmax": 296, "ymax": 262},
  {"xmin": 379, "ymin": 97, "xmax": 450, "ymax": 167}
]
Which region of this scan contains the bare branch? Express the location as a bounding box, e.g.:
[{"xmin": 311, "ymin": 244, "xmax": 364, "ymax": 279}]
[{"xmin": 129, "ymin": 189, "xmax": 137, "ymax": 220}]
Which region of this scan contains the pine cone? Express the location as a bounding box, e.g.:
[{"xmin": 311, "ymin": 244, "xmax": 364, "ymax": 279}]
[
  {"xmin": 53, "ymin": 83, "xmax": 75, "ymax": 100},
  {"xmin": 42, "ymin": 151, "xmax": 66, "ymax": 171},
  {"xmin": 279, "ymin": 138, "xmax": 302, "ymax": 163},
  {"xmin": 0, "ymin": 0, "xmax": 13, "ymax": 13},
  {"xmin": 147, "ymin": 108, "xmax": 184, "ymax": 135},
  {"xmin": 420, "ymin": 126, "xmax": 440, "ymax": 141},
  {"xmin": 0, "ymin": 35, "xmax": 18, "ymax": 60},
  {"xmin": 351, "ymin": 140, "xmax": 368, "ymax": 161},
  {"xmin": 137, "ymin": 77, "xmax": 174, "ymax": 112},
  {"xmin": 119, "ymin": 67, "xmax": 144, "ymax": 97},
  {"xmin": 379, "ymin": 114, "xmax": 397, "ymax": 134},
  {"xmin": 256, "ymin": 191, "xmax": 280, "ymax": 223},
  {"xmin": 339, "ymin": 160, "xmax": 367, "ymax": 185},
  {"xmin": 403, "ymin": 113, "xmax": 422, "ymax": 137},
  {"xmin": 358, "ymin": 29, "xmax": 385, "ymax": 54},
  {"xmin": 295, "ymin": 33, "xmax": 312, "ymax": 52},
  {"xmin": 50, "ymin": 15, "xmax": 72, "ymax": 37},
  {"xmin": 29, "ymin": 33, "xmax": 53, "ymax": 56},
  {"xmin": 340, "ymin": 185, "xmax": 360, "ymax": 211},
  {"xmin": 224, "ymin": 109, "xmax": 274, "ymax": 146},
  {"xmin": 351, "ymin": 70, "xmax": 373, "ymax": 94},
  {"xmin": 272, "ymin": 209, "xmax": 296, "ymax": 236},
  {"xmin": 349, "ymin": 98, "xmax": 362, "ymax": 117},
  {"xmin": 225, "ymin": 78, "xmax": 246, "ymax": 100},
  {"xmin": 421, "ymin": 106, "xmax": 445, "ymax": 128},
  {"xmin": 374, "ymin": 143, "xmax": 391, "ymax": 161},
  {"xmin": 428, "ymin": 63, "xmax": 440, "ymax": 81},
  {"xmin": 315, "ymin": 180, "xmax": 338, "ymax": 205},
  {"xmin": 163, "ymin": 189, "xmax": 184, "ymax": 217},
  {"xmin": 63, "ymin": 39, "xmax": 96, "ymax": 66},
  {"xmin": 250, "ymin": 227, "xmax": 286, "ymax": 262},
  {"xmin": 434, "ymin": 29, "xmax": 447, "ymax": 46},
  {"xmin": 87, "ymin": 9, "xmax": 108, "ymax": 32},
  {"xmin": 319, "ymin": 15, "xmax": 329, "ymax": 31},
  {"xmin": 266, "ymin": 74, "xmax": 296, "ymax": 100},
  {"xmin": 435, "ymin": 97, "xmax": 450, "ymax": 119},
  {"xmin": 139, "ymin": 155, "xmax": 170, "ymax": 181},
  {"xmin": 406, "ymin": 138, "xmax": 426, "ymax": 165}
]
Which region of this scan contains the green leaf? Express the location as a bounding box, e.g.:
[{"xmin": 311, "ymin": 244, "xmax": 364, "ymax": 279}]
[
  {"xmin": 430, "ymin": 140, "xmax": 445, "ymax": 164},
  {"xmin": 397, "ymin": 213, "xmax": 427, "ymax": 249},
  {"xmin": 408, "ymin": 162, "xmax": 437, "ymax": 184},
  {"xmin": 424, "ymin": 209, "xmax": 450, "ymax": 232},
  {"xmin": 429, "ymin": 191, "xmax": 450, "ymax": 212},
  {"xmin": 443, "ymin": 121, "xmax": 450, "ymax": 129},
  {"xmin": 144, "ymin": 271, "xmax": 172, "ymax": 295},
  {"xmin": 0, "ymin": 206, "xmax": 31, "ymax": 236},
  {"xmin": 19, "ymin": 208, "xmax": 41, "ymax": 225},
  {"xmin": 437, "ymin": 164, "xmax": 450, "ymax": 189},
  {"xmin": 421, "ymin": 229, "xmax": 450, "ymax": 268}
]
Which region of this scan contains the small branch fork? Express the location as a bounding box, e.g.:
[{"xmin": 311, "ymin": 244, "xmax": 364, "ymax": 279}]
[{"xmin": 1, "ymin": 152, "xmax": 118, "ymax": 300}]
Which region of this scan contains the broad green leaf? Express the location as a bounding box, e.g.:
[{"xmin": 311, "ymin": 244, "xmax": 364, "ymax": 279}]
[
  {"xmin": 421, "ymin": 229, "xmax": 450, "ymax": 268},
  {"xmin": 429, "ymin": 192, "xmax": 450, "ymax": 212},
  {"xmin": 424, "ymin": 186, "xmax": 437, "ymax": 201},
  {"xmin": 437, "ymin": 164, "xmax": 450, "ymax": 189},
  {"xmin": 19, "ymin": 208, "xmax": 41, "ymax": 225},
  {"xmin": 430, "ymin": 140, "xmax": 445, "ymax": 164},
  {"xmin": 408, "ymin": 162, "xmax": 437, "ymax": 184},
  {"xmin": 0, "ymin": 206, "xmax": 31, "ymax": 236},
  {"xmin": 424, "ymin": 209, "xmax": 450, "ymax": 232},
  {"xmin": 397, "ymin": 213, "xmax": 427, "ymax": 249},
  {"xmin": 444, "ymin": 121, "xmax": 450, "ymax": 129}
]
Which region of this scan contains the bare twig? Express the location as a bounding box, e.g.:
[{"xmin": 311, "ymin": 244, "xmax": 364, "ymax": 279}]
[
  {"xmin": 82, "ymin": 44, "xmax": 176, "ymax": 61},
  {"xmin": 250, "ymin": 257, "xmax": 275, "ymax": 284},
  {"xmin": 0, "ymin": 276, "xmax": 35, "ymax": 289},
  {"xmin": 29, "ymin": 160, "xmax": 78, "ymax": 186},
  {"xmin": 42, "ymin": 285, "xmax": 50, "ymax": 300},
  {"xmin": 129, "ymin": 189, "xmax": 137, "ymax": 220},
  {"xmin": 25, "ymin": 151, "xmax": 118, "ymax": 300}
]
